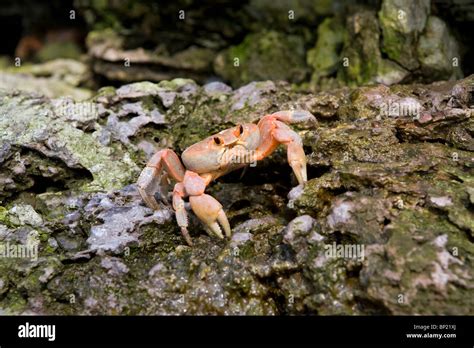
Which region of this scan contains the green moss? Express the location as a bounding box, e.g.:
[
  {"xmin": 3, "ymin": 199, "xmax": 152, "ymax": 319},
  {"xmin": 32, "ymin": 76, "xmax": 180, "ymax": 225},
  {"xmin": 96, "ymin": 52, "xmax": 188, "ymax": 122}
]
[
  {"xmin": 86, "ymin": 28, "xmax": 123, "ymax": 48},
  {"xmin": 138, "ymin": 224, "xmax": 183, "ymax": 259},
  {"xmin": 307, "ymin": 17, "xmax": 345, "ymax": 84},
  {"xmin": 0, "ymin": 91, "xmax": 139, "ymax": 192},
  {"xmin": 0, "ymin": 206, "xmax": 8, "ymax": 224},
  {"xmin": 2, "ymin": 290, "xmax": 28, "ymax": 313},
  {"xmin": 94, "ymin": 86, "xmax": 116, "ymax": 101},
  {"xmin": 378, "ymin": 0, "xmax": 430, "ymax": 71},
  {"xmin": 214, "ymin": 30, "xmax": 307, "ymax": 87},
  {"xmin": 57, "ymin": 126, "xmax": 139, "ymax": 191},
  {"xmin": 380, "ymin": 27, "xmax": 406, "ymax": 64},
  {"xmin": 336, "ymin": 11, "xmax": 382, "ymax": 86},
  {"xmin": 158, "ymin": 78, "xmax": 197, "ymax": 91},
  {"xmin": 36, "ymin": 42, "xmax": 83, "ymax": 62}
]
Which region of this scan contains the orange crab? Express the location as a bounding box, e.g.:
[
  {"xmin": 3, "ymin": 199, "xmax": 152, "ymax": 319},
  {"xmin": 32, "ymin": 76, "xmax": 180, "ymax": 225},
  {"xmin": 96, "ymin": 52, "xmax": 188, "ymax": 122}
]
[{"xmin": 137, "ymin": 110, "xmax": 316, "ymax": 245}]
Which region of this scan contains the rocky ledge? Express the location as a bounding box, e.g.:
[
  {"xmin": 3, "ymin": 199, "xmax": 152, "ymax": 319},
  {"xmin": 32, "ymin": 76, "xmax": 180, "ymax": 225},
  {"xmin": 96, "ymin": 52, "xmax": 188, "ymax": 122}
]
[{"xmin": 0, "ymin": 75, "xmax": 473, "ymax": 314}]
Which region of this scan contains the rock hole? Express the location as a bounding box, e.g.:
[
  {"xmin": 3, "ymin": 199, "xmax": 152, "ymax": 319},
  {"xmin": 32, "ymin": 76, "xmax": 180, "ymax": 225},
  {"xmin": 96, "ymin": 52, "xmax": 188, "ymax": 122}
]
[
  {"xmin": 307, "ymin": 164, "xmax": 331, "ymax": 180},
  {"xmin": 28, "ymin": 175, "xmax": 67, "ymax": 194},
  {"xmin": 230, "ymin": 199, "xmax": 250, "ymax": 211},
  {"xmin": 120, "ymin": 112, "xmax": 140, "ymax": 122}
]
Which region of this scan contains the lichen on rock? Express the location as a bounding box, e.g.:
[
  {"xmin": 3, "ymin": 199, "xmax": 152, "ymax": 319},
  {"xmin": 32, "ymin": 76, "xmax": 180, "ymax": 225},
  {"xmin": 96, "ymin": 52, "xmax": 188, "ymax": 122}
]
[{"xmin": 0, "ymin": 69, "xmax": 473, "ymax": 315}]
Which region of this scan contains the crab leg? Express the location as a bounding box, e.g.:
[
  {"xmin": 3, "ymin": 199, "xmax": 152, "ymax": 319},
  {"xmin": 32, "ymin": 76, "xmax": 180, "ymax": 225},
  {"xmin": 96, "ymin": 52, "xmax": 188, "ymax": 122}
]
[
  {"xmin": 172, "ymin": 182, "xmax": 193, "ymax": 246},
  {"xmin": 137, "ymin": 149, "xmax": 186, "ymax": 209},
  {"xmin": 272, "ymin": 121, "xmax": 308, "ymax": 184},
  {"xmin": 251, "ymin": 110, "xmax": 316, "ymax": 185},
  {"xmin": 270, "ymin": 109, "xmax": 317, "ymax": 124}
]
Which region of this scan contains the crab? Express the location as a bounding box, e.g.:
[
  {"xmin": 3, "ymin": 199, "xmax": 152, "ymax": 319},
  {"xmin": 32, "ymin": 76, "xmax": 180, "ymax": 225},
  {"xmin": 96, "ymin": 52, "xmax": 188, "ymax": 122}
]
[{"xmin": 137, "ymin": 109, "xmax": 316, "ymax": 245}]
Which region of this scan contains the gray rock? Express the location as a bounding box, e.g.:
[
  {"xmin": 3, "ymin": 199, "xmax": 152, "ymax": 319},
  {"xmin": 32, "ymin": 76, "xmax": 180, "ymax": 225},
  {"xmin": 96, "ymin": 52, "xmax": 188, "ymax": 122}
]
[
  {"xmin": 417, "ymin": 16, "xmax": 463, "ymax": 80},
  {"xmin": 379, "ymin": 0, "xmax": 430, "ymax": 70},
  {"xmin": 230, "ymin": 81, "xmax": 276, "ymax": 111},
  {"xmin": 230, "ymin": 232, "xmax": 253, "ymax": 247},
  {"xmin": 8, "ymin": 204, "xmax": 43, "ymax": 227},
  {"xmin": 283, "ymin": 215, "xmax": 315, "ymax": 245},
  {"xmin": 327, "ymin": 200, "xmax": 353, "ymax": 229},
  {"xmin": 0, "ymin": 75, "xmax": 473, "ymax": 316},
  {"xmin": 86, "ymin": 196, "xmax": 172, "ymax": 253},
  {"xmin": 204, "ymin": 81, "xmax": 232, "ymax": 95},
  {"xmin": 101, "ymin": 257, "xmax": 129, "ymax": 275}
]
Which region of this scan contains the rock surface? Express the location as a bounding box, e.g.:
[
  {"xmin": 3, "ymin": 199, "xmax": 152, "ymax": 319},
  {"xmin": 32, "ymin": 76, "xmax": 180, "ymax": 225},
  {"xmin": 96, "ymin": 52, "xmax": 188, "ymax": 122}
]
[
  {"xmin": 0, "ymin": 73, "xmax": 472, "ymax": 315},
  {"xmin": 69, "ymin": 0, "xmax": 468, "ymax": 87}
]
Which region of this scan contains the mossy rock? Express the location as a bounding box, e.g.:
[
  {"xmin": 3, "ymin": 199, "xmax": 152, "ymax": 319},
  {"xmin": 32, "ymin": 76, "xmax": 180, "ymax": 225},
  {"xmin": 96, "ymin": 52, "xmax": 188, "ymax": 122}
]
[{"xmin": 214, "ymin": 30, "xmax": 308, "ymax": 87}]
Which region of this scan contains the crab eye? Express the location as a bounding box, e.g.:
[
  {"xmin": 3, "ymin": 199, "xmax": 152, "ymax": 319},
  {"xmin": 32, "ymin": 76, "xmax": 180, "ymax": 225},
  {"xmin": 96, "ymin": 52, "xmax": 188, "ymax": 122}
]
[
  {"xmin": 213, "ymin": 136, "xmax": 223, "ymax": 145},
  {"xmin": 234, "ymin": 124, "xmax": 244, "ymax": 136}
]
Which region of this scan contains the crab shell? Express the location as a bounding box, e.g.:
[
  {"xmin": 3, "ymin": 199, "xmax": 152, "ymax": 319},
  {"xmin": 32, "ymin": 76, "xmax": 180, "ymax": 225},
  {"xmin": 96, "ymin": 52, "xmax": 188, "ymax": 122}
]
[{"xmin": 181, "ymin": 123, "xmax": 260, "ymax": 174}]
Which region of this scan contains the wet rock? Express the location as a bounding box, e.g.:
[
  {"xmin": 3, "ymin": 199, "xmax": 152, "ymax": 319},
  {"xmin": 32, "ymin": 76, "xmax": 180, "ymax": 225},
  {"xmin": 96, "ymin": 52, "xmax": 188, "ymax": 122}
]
[
  {"xmin": 360, "ymin": 211, "xmax": 474, "ymax": 314},
  {"xmin": 8, "ymin": 59, "xmax": 91, "ymax": 87},
  {"xmin": 51, "ymin": 97, "xmax": 100, "ymax": 131},
  {"xmin": 68, "ymin": 1, "xmax": 470, "ymax": 86},
  {"xmin": 428, "ymin": 195, "xmax": 453, "ymax": 208},
  {"xmin": 105, "ymin": 107, "xmax": 166, "ymax": 145},
  {"xmin": 0, "ymin": 74, "xmax": 472, "ymax": 315},
  {"xmin": 0, "ymin": 72, "xmax": 92, "ymax": 101},
  {"xmin": 233, "ymin": 216, "xmax": 281, "ymax": 235},
  {"xmin": 297, "ymin": 91, "xmax": 344, "ymax": 119},
  {"xmin": 86, "ymin": 203, "xmax": 171, "ymax": 253},
  {"xmin": 55, "ymin": 233, "xmax": 82, "ymax": 252},
  {"xmin": 282, "ymin": 215, "xmax": 316, "ymax": 246},
  {"xmin": 230, "ymin": 232, "xmax": 253, "ymax": 248},
  {"xmin": 114, "ymin": 82, "xmax": 162, "ymax": 100},
  {"xmin": 327, "ymin": 199, "xmax": 354, "ymax": 229},
  {"xmin": 287, "ymin": 77, "xmax": 473, "ymax": 315},
  {"xmin": 109, "ymin": 79, "xmax": 198, "ymax": 108},
  {"xmin": 374, "ymin": 59, "xmax": 410, "ymax": 86}
]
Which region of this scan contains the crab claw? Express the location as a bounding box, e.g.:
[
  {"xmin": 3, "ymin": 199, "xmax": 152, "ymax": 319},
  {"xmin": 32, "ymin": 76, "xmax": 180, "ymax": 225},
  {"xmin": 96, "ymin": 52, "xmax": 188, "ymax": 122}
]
[
  {"xmin": 287, "ymin": 141, "xmax": 307, "ymax": 185},
  {"xmin": 137, "ymin": 149, "xmax": 186, "ymax": 210},
  {"xmin": 180, "ymin": 227, "xmax": 194, "ymax": 246},
  {"xmin": 189, "ymin": 194, "xmax": 231, "ymax": 239},
  {"xmin": 137, "ymin": 166, "xmax": 162, "ymax": 210}
]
